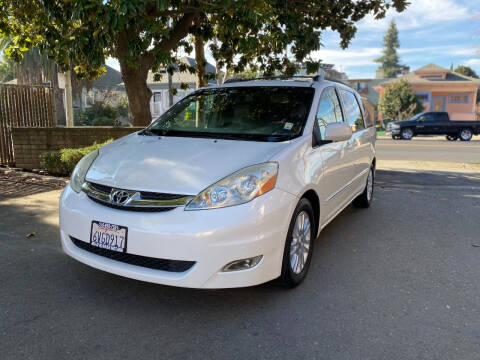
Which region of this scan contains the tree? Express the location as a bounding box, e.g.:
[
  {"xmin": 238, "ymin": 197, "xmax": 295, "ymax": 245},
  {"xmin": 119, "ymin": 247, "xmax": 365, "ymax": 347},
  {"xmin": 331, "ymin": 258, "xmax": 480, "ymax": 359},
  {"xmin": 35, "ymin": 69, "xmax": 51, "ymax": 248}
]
[
  {"xmin": 454, "ymin": 65, "xmax": 479, "ymax": 79},
  {"xmin": 375, "ymin": 20, "xmax": 402, "ymax": 78},
  {"xmin": 378, "ymin": 80, "xmax": 423, "ymax": 122},
  {"xmin": 0, "ymin": 1, "xmax": 408, "ymax": 126}
]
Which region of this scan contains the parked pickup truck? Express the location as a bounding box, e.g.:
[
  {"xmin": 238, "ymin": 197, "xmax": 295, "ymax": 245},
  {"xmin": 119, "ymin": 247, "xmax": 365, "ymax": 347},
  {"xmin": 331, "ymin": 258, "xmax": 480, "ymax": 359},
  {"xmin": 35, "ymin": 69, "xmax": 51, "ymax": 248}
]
[{"xmin": 386, "ymin": 112, "xmax": 480, "ymax": 141}]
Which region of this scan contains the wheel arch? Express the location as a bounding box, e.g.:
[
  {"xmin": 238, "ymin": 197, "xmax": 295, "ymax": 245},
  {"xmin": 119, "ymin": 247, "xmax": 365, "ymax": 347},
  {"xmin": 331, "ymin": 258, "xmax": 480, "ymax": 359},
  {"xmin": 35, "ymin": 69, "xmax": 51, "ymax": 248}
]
[{"xmin": 300, "ymin": 189, "xmax": 320, "ymax": 238}]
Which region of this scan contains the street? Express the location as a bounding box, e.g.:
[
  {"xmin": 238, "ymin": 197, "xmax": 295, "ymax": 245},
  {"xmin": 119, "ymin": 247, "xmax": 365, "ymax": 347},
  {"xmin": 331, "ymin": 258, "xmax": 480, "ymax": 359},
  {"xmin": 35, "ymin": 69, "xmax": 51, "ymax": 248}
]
[
  {"xmin": 377, "ymin": 137, "xmax": 480, "ymax": 163},
  {"xmin": 1, "ymin": 143, "xmax": 480, "ymax": 359}
]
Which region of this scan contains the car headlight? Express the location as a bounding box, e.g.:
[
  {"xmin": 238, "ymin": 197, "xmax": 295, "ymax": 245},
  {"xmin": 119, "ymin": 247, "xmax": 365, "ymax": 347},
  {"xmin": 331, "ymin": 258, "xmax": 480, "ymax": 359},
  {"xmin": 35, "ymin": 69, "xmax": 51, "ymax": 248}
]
[
  {"xmin": 69, "ymin": 150, "xmax": 99, "ymax": 193},
  {"xmin": 185, "ymin": 162, "xmax": 278, "ymax": 210},
  {"xmin": 390, "ymin": 124, "xmax": 400, "ymax": 129}
]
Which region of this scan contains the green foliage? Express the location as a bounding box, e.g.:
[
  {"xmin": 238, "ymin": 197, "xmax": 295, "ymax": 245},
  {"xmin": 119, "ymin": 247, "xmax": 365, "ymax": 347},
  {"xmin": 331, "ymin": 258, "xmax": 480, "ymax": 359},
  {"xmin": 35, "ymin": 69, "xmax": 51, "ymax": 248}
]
[
  {"xmin": 375, "ymin": 20, "xmax": 402, "ymax": 78},
  {"xmin": 378, "ymin": 80, "xmax": 424, "ymax": 122},
  {"xmin": 116, "ymin": 97, "xmax": 129, "ymax": 118},
  {"xmin": 74, "ymin": 102, "xmax": 118, "ymax": 126},
  {"xmin": 0, "ymin": 61, "xmax": 15, "ymax": 82},
  {"xmin": 92, "ymin": 117, "xmax": 118, "ymax": 126},
  {"xmin": 40, "ymin": 140, "xmax": 112, "ymax": 176},
  {"xmin": 0, "ymin": 0, "xmax": 408, "ymax": 124},
  {"xmin": 454, "ymin": 65, "xmax": 479, "ymax": 79}
]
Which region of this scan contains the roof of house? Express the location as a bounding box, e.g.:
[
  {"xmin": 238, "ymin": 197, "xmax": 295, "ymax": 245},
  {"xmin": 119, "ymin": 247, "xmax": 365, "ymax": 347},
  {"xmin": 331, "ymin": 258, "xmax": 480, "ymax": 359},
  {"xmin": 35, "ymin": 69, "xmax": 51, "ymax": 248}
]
[
  {"xmin": 92, "ymin": 65, "xmax": 123, "ymax": 88},
  {"xmin": 146, "ymin": 57, "xmax": 216, "ymax": 85},
  {"xmin": 383, "ymin": 63, "xmax": 480, "ymax": 85}
]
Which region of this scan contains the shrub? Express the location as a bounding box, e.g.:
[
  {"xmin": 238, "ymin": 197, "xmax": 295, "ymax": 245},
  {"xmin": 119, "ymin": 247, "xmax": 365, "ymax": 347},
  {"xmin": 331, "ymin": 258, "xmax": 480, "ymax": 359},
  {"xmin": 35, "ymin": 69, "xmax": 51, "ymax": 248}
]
[
  {"xmin": 40, "ymin": 139, "xmax": 112, "ymax": 176},
  {"xmin": 73, "ymin": 102, "xmax": 119, "ymax": 126},
  {"xmin": 92, "ymin": 116, "xmax": 117, "ymax": 126}
]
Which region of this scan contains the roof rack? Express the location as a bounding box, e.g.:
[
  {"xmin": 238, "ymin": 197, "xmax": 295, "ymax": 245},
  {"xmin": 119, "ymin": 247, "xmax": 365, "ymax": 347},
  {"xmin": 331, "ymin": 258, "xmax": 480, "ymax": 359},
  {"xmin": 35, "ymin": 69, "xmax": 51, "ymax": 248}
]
[
  {"xmin": 224, "ymin": 74, "xmax": 350, "ymax": 86},
  {"xmin": 224, "ymin": 75, "xmax": 324, "ymax": 84}
]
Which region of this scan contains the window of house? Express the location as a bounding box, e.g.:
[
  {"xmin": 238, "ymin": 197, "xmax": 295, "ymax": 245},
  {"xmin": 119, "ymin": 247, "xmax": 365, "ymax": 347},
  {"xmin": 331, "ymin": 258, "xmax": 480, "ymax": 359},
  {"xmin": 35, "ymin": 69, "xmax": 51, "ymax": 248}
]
[
  {"xmin": 153, "ymin": 92, "xmax": 162, "ymax": 103},
  {"xmin": 339, "ymin": 89, "xmax": 365, "ymax": 132},
  {"xmin": 315, "ymin": 87, "xmax": 344, "ymax": 140},
  {"xmin": 416, "ymin": 92, "xmax": 430, "ymax": 103},
  {"xmin": 449, "ymin": 94, "xmax": 469, "ymax": 104}
]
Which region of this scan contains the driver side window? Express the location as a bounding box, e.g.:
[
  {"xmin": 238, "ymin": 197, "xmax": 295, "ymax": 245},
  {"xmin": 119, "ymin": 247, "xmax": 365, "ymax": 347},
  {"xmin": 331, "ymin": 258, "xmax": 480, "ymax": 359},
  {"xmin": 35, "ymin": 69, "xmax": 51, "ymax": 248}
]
[{"xmin": 316, "ymin": 87, "xmax": 344, "ymax": 139}]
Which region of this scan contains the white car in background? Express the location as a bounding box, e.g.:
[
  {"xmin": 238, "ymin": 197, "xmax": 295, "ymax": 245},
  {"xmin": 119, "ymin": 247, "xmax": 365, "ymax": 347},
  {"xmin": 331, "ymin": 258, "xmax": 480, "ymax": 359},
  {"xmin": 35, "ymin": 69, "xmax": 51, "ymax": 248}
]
[{"xmin": 59, "ymin": 76, "xmax": 376, "ymax": 288}]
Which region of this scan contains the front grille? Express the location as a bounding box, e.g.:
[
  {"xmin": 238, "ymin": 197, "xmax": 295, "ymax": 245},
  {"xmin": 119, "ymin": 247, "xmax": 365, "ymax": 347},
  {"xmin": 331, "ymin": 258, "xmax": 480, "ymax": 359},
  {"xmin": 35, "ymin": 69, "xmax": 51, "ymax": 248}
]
[
  {"xmin": 70, "ymin": 237, "xmax": 196, "ymax": 272},
  {"xmin": 87, "ymin": 195, "xmax": 175, "ymax": 212},
  {"xmin": 88, "ymin": 182, "xmax": 188, "ymax": 201},
  {"xmin": 84, "ymin": 182, "xmax": 192, "ymax": 212}
]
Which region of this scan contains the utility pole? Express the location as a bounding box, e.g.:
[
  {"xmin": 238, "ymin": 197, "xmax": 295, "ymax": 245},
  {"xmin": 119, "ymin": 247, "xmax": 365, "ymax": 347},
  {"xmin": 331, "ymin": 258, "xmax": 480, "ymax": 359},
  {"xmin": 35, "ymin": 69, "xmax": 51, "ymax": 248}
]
[{"xmin": 64, "ymin": 69, "xmax": 74, "ymax": 127}]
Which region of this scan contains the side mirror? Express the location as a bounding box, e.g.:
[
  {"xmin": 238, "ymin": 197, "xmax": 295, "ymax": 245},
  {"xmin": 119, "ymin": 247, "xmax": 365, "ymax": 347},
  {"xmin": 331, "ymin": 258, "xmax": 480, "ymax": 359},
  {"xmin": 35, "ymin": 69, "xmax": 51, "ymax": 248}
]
[{"xmin": 325, "ymin": 122, "xmax": 352, "ymax": 142}]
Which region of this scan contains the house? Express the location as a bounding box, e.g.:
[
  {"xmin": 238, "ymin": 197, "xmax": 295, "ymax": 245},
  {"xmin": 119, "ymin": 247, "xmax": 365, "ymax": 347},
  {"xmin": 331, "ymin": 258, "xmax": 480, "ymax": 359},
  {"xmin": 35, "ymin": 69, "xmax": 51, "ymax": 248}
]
[
  {"xmin": 349, "ymin": 78, "xmax": 389, "ymax": 125},
  {"xmin": 376, "ymin": 63, "xmax": 480, "ymax": 121},
  {"xmin": 142, "ymin": 57, "xmax": 217, "ymax": 117}
]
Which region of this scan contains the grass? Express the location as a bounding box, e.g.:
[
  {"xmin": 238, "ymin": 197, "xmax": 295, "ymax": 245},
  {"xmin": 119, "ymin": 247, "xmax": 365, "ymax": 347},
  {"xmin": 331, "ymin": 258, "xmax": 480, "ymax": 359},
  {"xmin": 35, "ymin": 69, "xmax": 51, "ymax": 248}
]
[{"xmin": 376, "ymin": 130, "xmax": 386, "ymax": 136}]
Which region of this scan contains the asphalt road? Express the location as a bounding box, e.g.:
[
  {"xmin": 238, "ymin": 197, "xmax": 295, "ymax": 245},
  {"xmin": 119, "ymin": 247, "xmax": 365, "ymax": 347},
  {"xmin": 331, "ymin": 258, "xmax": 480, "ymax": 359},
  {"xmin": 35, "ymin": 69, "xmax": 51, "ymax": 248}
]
[
  {"xmin": 1, "ymin": 169, "xmax": 480, "ymax": 360},
  {"xmin": 377, "ymin": 138, "xmax": 480, "ymax": 163}
]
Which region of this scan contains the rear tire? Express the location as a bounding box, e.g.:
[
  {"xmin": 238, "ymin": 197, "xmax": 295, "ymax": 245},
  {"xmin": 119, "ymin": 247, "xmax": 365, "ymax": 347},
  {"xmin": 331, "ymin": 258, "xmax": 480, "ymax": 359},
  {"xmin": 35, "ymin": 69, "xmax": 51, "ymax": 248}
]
[
  {"xmin": 446, "ymin": 135, "xmax": 457, "ymax": 141},
  {"xmin": 400, "ymin": 128, "xmax": 414, "ymax": 140},
  {"xmin": 353, "ymin": 167, "xmax": 374, "ymax": 209},
  {"xmin": 459, "ymin": 128, "xmax": 473, "ymax": 141},
  {"xmin": 279, "ymin": 198, "xmax": 315, "ymax": 288}
]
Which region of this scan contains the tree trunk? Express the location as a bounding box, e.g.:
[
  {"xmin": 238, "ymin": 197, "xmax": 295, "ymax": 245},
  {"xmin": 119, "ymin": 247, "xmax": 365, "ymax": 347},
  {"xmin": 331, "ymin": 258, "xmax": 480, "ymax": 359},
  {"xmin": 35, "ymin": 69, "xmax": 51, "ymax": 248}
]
[
  {"xmin": 120, "ymin": 61, "xmax": 152, "ymax": 127},
  {"xmin": 194, "ymin": 35, "xmax": 206, "ymax": 89}
]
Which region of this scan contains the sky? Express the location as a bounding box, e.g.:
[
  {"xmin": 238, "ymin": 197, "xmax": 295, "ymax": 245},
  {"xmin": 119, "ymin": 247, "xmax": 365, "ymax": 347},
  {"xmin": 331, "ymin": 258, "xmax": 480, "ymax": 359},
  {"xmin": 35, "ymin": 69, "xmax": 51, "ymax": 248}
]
[{"xmin": 107, "ymin": 0, "xmax": 480, "ymax": 80}]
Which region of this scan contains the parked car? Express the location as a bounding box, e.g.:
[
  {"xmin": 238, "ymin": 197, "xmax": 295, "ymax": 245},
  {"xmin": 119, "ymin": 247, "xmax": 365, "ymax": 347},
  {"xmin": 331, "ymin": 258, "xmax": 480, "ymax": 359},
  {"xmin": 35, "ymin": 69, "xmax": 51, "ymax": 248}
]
[
  {"xmin": 59, "ymin": 77, "xmax": 376, "ymax": 289},
  {"xmin": 386, "ymin": 112, "xmax": 480, "ymax": 141}
]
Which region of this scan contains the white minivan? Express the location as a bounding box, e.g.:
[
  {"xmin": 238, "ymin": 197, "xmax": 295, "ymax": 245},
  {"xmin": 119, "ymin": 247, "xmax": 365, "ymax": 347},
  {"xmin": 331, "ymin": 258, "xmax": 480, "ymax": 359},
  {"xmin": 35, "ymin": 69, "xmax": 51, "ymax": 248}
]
[{"xmin": 59, "ymin": 77, "xmax": 376, "ymax": 288}]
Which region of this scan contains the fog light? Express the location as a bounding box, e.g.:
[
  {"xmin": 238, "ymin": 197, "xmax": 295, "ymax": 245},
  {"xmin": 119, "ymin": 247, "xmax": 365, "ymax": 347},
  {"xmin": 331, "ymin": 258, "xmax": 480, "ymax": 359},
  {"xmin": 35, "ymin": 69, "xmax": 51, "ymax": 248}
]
[{"xmin": 222, "ymin": 255, "xmax": 263, "ymax": 272}]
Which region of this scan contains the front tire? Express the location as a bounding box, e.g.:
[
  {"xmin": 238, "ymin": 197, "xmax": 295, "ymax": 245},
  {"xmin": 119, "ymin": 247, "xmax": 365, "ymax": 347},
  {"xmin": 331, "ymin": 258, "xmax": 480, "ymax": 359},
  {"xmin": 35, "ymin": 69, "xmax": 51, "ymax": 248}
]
[
  {"xmin": 279, "ymin": 198, "xmax": 315, "ymax": 288},
  {"xmin": 459, "ymin": 128, "xmax": 473, "ymax": 141},
  {"xmin": 400, "ymin": 128, "xmax": 414, "ymax": 140},
  {"xmin": 353, "ymin": 167, "xmax": 374, "ymax": 208}
]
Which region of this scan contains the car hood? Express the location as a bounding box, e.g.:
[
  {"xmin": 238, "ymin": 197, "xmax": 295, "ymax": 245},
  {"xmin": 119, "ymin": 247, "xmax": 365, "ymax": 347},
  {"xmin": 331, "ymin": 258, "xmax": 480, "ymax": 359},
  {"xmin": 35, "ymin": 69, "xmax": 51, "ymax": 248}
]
[{"xmin": 86, "ymin": 132, "xmax": 288, "ymax": 195}]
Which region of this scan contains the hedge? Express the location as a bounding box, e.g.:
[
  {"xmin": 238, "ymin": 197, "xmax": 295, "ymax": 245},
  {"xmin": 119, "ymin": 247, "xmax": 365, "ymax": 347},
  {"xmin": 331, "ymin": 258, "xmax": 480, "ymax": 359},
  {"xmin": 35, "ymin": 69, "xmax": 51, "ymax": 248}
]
[{"xmin": 40, "ymin": 139, "xmax": 112, "ymax": 176}]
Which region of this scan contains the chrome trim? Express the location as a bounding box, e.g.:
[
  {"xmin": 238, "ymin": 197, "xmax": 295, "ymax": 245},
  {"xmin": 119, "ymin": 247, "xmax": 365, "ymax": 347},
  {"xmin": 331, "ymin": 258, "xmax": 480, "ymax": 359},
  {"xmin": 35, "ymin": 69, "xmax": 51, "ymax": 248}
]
[
  {"xmin": 326, "ymin": 168, "xmax": 369, "ymax": 202},
  {"xmin": 81, "ymin": 182, "xmax": 194, "ymax": 208}
]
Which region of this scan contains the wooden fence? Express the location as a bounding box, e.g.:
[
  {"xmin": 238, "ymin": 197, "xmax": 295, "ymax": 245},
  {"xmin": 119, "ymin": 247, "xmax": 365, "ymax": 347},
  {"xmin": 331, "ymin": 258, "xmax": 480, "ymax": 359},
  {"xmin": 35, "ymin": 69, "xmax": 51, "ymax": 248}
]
[{"xmin": 0, "ymin": 84, "xmax": 55, "ymax": 165}]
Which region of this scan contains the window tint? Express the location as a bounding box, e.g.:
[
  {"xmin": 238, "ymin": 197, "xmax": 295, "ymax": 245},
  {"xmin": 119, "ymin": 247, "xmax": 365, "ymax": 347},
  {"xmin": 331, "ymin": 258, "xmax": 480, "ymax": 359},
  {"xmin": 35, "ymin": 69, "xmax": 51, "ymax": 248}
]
[
  {"xmin": 316, "ymin": 87, "xmax": 344, "ymax": 139},
  {"xmin": 339, "ymin": 89, "xmax": 365, "ymax": 132},
  {"xmin": 435, "ymin": 112, "xmax": 449, "ymax": 122},
  {"xmin": 422, "ymin": 113, "xmax": 435, "ymax": 122},
  {"xmin": 149, "ymin": 87, "xmax": 315, "ymax": 142}
]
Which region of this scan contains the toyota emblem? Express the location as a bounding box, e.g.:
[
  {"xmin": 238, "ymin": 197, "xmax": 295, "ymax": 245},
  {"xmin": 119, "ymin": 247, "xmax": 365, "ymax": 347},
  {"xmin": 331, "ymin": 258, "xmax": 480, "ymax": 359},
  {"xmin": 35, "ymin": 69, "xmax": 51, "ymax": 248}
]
[{"xmin": 110, "ymin": 190, "xmax": 132, "ymax": 205}]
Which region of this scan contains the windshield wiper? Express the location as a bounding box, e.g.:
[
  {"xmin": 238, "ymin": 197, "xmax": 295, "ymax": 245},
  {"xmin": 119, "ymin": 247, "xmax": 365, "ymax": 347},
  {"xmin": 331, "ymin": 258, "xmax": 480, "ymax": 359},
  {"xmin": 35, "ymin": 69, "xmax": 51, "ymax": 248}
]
[{"xmin": 138, "ymin": 129, "xmax": 157, "ymax": 136}]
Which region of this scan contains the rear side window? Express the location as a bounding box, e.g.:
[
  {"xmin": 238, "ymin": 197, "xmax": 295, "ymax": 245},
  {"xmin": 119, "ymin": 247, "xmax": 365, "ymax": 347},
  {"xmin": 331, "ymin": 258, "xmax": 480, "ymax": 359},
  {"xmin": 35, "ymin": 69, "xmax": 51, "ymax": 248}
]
[
  {"xmin": 339, "ymin": 89, "xmax": 365, "ymax": 132},
  {"xmin": 316, "ymin": 87, "xmax": 344, "ymax": 139}
]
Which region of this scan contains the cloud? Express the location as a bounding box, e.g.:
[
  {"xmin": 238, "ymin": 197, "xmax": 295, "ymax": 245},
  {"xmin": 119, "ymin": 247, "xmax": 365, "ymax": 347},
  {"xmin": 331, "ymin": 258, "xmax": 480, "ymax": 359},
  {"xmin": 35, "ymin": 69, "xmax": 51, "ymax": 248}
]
[
  {"xmin": 360, "ymin": 0, "xmax": 472, "ymax": 30},
  {"xmin": 311, "ymin": 47, "xmax": 382, "ymax": 67},
  {"xmin": 464, "ymin": 58, "xmax": 480, "ymax": 66}
]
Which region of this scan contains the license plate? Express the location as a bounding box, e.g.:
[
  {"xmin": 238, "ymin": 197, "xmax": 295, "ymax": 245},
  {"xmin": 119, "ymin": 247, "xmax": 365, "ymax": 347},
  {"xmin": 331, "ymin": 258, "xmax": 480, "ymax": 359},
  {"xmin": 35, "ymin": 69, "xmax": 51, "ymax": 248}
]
[{"xmin": 90, "ymin": 221, "xmax": 128, "ymax": 253}]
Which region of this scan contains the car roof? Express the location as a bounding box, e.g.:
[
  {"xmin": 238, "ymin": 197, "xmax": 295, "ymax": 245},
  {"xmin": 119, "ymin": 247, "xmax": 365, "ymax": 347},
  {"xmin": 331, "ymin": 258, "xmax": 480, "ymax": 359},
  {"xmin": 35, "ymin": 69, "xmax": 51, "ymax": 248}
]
[{"xmin": 206, "ymin": 79, "xmax": 352, "ymax": 91}]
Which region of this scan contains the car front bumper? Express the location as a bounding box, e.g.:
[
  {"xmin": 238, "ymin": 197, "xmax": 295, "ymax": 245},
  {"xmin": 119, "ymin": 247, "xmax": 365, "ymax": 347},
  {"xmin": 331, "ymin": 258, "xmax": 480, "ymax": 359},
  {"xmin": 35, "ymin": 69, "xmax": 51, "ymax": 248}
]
[{"xmin": 59, "ymin": 184, "xmax": 298, "ymax": 288}]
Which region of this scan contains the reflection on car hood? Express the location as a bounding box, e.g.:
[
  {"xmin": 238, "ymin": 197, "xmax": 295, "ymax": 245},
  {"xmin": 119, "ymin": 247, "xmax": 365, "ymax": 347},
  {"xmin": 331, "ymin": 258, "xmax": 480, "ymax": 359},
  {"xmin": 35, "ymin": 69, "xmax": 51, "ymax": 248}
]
[{"xmin": 85, "ymin": 132, "xmax": 287, "ymax": 195}]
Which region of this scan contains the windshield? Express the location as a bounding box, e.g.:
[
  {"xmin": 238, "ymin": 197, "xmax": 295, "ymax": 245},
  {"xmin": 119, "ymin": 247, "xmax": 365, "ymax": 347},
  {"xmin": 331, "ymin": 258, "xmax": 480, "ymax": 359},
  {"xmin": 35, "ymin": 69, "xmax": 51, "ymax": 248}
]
[
  {"xmin": 410, "ymin": 112, "xmax": 424, "ymax": 121},
  {"xmin": 146, "ymin": 86, "xmax": 315, "ymax": 142}
]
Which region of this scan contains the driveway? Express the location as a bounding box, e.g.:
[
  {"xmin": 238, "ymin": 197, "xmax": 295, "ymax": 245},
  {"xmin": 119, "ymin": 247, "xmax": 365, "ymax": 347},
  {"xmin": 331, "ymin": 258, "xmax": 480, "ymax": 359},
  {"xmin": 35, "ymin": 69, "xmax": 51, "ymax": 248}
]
[{"xmin": 1, "ymin": 168, "xmax": 480, "ymax": 360}]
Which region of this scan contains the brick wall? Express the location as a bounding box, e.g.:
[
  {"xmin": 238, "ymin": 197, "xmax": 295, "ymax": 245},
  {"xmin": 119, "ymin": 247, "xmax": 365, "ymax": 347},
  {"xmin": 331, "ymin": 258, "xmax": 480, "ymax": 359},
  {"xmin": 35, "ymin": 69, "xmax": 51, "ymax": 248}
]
[{"xmin": 12, "ymin": 127, "xmax": 143, "ymax": 170}]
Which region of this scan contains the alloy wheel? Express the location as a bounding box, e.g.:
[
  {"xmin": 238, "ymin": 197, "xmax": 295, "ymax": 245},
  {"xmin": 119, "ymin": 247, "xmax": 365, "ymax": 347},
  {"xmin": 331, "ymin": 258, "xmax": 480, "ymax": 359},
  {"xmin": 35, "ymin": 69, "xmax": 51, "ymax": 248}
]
[{"xmin": 290, "ymin": 211, "xmax": 311, "ymax": 274}]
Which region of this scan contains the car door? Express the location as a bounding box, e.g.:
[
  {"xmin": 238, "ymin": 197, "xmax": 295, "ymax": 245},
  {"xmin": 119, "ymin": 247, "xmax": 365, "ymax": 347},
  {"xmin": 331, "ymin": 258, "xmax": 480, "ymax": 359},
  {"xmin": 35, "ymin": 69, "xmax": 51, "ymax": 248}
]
[
  {"xmin": 337, "ymin": 88, "xmax": 369, "ymax": 196},
  {"xmin": 306, "ymin": 86, "xmax": 351, "ymax": 224},
  {"xmin": 415, "ymin": 113, "xmax": 435, "ymax": 134}
]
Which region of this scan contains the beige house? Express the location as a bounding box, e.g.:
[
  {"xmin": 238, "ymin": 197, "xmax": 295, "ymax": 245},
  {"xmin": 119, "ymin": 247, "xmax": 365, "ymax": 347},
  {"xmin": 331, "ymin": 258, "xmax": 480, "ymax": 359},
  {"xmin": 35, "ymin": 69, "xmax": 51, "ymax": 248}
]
[{"xmin": 376, "ymin": 63, "xmax": 480, "ymax": 121}]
